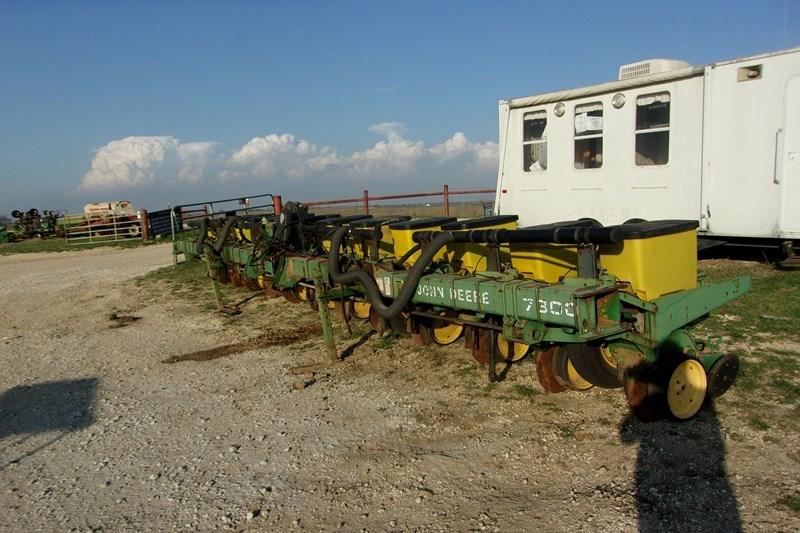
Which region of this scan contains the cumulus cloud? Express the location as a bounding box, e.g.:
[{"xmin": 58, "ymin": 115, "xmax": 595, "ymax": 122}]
[
  {"xmin": 224, "ymin": 133, "xmax": 340, "ymax": 180},
  {"xmin": 79, "ymin": 124, "xmax": 497, "ymax": 191},
  {"xmin": 429, "ymin": 132, "xmax": 498, "ymax": 171},
  {"xmin": 349, "ymin": 123, "xmax": 424, "ymax": 176},
  {"xmin": 80, "ymin": 136, "xmax": 220, "ymax": 190}
]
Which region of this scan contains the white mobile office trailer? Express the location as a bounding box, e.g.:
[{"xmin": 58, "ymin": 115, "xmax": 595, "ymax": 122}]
[{"xmin": 494, "ymin": 47, "xmax": 800, "ymax": 251}]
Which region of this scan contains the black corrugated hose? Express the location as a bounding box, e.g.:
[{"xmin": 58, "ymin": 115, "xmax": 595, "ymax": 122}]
[
  {"xmin": 213, "ymin": 216, "xmax": 240, "ymax": 253},
  {"xmin": 194, "ymin": 217, "xmax": 209, "ymax": 256},
  {"xmin": 327, "ymin": 226, "xmax": 454, "ymax": 320}
]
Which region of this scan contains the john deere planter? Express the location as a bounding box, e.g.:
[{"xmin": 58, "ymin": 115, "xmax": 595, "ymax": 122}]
[{"xmin": 171, "ymin": 200, "xmax": 749, "ymax": 421}]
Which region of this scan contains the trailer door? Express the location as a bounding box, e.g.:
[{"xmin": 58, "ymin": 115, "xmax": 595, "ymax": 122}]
[{"xmin": 780, "ymin": 77, "xmax": 800, "ymax": 235}]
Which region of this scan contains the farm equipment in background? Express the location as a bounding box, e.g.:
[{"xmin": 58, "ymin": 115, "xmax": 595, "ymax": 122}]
[
  {"xmin": 59, "ymin": 200, "xmax": 142, "ymax": 244},
  {"xmin": 171, "ymin": 196, "xmax": 749, "ymax": 422},
  {"xmin": 6, "ymin": 208, "xmax": 62, "ymax": 241}
]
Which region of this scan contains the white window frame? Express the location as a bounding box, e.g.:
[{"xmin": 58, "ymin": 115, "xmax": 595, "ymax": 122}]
[
  {"xmin": 522, "ymin": 110, "xmax": 548, "ymax": 172},
  {"xmin": 634, "ymin": 92, "xmax": 670, "ymax": 166},
  {"xmin": 574, "ymin": 102, "xmax": 603, "ymax": 169}
]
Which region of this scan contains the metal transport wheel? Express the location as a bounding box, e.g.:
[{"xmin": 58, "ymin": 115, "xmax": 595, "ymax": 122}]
[
  {"xmin": 666, "ymin": 358, "xmax": 708, "ymax": 420},
  {"xmin": 567, "ymin": 344, "xmax": 623, "ymax": 389},
  {"xmin": 536, "ymin": 347, "xmax": 566, "ymax": 393},
  {"xmin": 552, "ymin": 345, "xmax": 594, "ymax": 391},
  {"xmin": 495, "ymin": 333, "xmax": 529, "ymax": 362}
]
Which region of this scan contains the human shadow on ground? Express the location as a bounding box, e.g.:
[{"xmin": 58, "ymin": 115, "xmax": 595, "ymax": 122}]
[
  {"xmin": 0, "ymin": 378, "xmax": 98, "ymax": 468},
  {"xmin": 620, "ymin": 404, "xmax": 742, "ymax": 533}
]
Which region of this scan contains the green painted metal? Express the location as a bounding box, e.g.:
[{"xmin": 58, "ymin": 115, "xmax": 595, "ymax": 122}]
[
  {"xmin": 648, "ymin": 275, "xmax": 750, "ymax": 342},
  {"xmin": 312, "ymin": 273, "xmax": 338, "ymax": 362},
  {"xmin": 168, "ymin": 210, "xmax": 750, "ymax": 399}
]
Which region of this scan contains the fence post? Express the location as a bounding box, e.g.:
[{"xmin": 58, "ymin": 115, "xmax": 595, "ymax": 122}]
[
  {"xmin": 443, "ymin": 184, "xmax": 450, "ymax": 216},
  {"xmin": 363, "ymin": 190, "xmax": 369, "ymax": 214},
  {"xmin": 140, "ymin": 209, "xmax": 149, "ymax": 241},
  {"xmin": 272, "ymin": 195, "xmax": 283, "ymax": 216}
]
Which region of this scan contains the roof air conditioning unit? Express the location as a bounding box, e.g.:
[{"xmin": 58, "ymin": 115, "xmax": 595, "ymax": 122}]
[{"xmin": 618, "ymin": 59, "xmax": 690, "ymax": 80}]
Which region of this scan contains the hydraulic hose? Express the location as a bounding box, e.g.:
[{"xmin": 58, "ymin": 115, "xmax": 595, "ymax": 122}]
[
  {"xmin": 413, "ymin": 225, "xmax": 623, "ymax": 246},
  {"xmin": 213, "ymin": 216, "xmax": 240, "ymax": 254},
  {"xmin": 194, "ymin": 217, "xmax": 209, "ymax": 256},
  {"xmin": 327, "ymin": 226, "xmax": 454, "ymax": 320}
]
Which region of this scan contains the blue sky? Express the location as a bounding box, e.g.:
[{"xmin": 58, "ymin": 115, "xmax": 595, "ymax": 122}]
[{"xmin": 1, "ymin": 0, "xmax": 798, "ymax": 215}]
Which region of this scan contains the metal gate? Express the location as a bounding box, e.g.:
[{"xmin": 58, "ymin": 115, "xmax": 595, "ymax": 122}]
[{"xmin": 63, "ymin": 213, "xmax": 142, "ymax": 245}]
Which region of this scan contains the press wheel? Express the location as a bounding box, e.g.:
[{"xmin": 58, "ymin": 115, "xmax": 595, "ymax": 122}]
[
  {"xmin": 552, "ymin": 345, "xmax": 594, "ymax": 391},
  {"xmin": 667, "ymin": 359, "xmax": 708, "ymax": 420},
  {"xmin": 496, "ymin": 334, "xmax": 529, "ymax": 362},
  {"xmin": 294, "ymin": 285, "xmax": 312, "ymax": 302},
  {"xmin": 431, "ymin": 319, "xmax": 464, "ymax": 345},
  {"xmin": 281, "ymin": 289, "xmax": 302, "ymax": 304},
  {"xmin": 349, "ymin": 300, "xmax": 371, "ymax": 321},
  {"xmin": 566, "ymin": 344, "xmax": 622, "ymax": 389}
]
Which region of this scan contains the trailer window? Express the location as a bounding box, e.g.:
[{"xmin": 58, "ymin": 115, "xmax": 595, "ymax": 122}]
[
  {"xmin": 574, "ymin": 102, "xmax": 603, "ymax": 169},
  {"xmin": 523, "ymin": 111, "xmax": 547, "ymax": 172},
  {"xmin": 635, "ymin": 92, "xmax": 670, "ymax": 166}
]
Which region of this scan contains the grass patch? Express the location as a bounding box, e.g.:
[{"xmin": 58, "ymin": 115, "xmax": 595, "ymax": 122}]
[
  {"xmin": 374, "ymin": 334, "xmax": 400, "ymax": 350},
  {"xmin": 482, "ymin": 382, "xmax": 498, "ymax": 395},
  {"xmin": 697, "ymin": 260, "xmax": 800, "ymax": 339},
  {"xmin": 747, "ymin": 415, "xmax": 771, "ymax": 431},
  {"xmin": 690, "ymin": 260, "xmax": 800, "ymax": 421},
  {"xmin": 513, "ymin": 384, "xmax": 539, "ymax": 398},
  {"xmin": 136, "ymin": 259, "xmax": 255, "ymax": 308},
  {"xmin": 777, "ymin": 495, "xmax": 800, "ymax": 515},
  {"xmin": 0, "ymin": 237, "xmax": 152, "ymax": 255}
]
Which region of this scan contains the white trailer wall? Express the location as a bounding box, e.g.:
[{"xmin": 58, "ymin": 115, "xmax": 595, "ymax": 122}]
[
  {"xmin": 704, "ymin": 52, "xmax": 800, "ymax": 238},
  {"xmin": 496, "ymin": 78, "xmax": 704, "ymax": 227},
  {"xmin": 495, "ymin": 48, "xmax": 800, "ymax": 241}
]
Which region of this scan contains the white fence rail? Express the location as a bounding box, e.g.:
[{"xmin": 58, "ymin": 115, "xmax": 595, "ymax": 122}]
[{"xmin": 63, "ymin": 214, "xmax": 142, "ymax": 245}]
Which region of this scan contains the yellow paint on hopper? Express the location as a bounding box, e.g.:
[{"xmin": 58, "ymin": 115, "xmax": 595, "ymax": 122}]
[{"xmin": 600, "ymin": 222, "xmax": 697, "ymax": 301}]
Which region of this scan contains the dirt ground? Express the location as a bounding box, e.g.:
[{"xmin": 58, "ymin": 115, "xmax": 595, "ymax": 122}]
[{"xmin": 1, "ymin": 244, "xmax": 798, "ymax": 532}]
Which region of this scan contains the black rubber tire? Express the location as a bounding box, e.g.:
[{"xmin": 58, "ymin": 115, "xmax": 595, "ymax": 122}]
[{"xmin": 566, "ymin": 344, "xmax": 623, "ymax": 389}]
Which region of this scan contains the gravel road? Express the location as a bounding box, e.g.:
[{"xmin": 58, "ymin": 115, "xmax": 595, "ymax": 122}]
[{"xmin": 1, "ymin": 245, "xmax": 798, "ymax": 532}]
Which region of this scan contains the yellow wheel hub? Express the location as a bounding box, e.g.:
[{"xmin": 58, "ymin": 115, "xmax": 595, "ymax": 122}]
[
  {"xmin": 667, "ymin": 359, "xmax": 708, "ymax": 420},
  {"xmin": 351, "ymin": 301, "xmax": 371, "ymax": 320},
  {"xmin": 431, "ymin": 321, "xmax": 463, "ymax": 345},
  {"xmin": 496, "ymin": 334, "xmax": 529, "ymax": 361},
  {"xmin": 295, "ymin": 286, "xmax": 310, "ymax": 301},
  {"xmin": 600, "ymin": 346, "xmax": 618, "ymax": 368},
  {"xmin": 565, "ymin": 359, "xmax": 593, "ymax": 391}
]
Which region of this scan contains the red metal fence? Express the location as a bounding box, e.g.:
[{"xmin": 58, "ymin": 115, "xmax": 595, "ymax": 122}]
[{"xmin": 290, "ymin": 185, "xmax": 495, "ymax": 216}]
